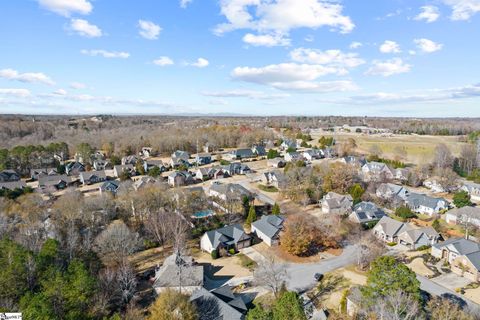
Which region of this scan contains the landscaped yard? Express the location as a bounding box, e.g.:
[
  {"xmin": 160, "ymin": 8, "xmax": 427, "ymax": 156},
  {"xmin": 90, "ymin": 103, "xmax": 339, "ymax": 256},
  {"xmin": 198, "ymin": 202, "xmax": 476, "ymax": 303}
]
[
  {"xmin": 406, "ymin": 258, "xmax": 435, "ymax": 277},
  {"xmin": 258, "ymin": 184, "xmax": 279, "ymax": 193},
  {"xmin": 195, "ymin": 252, "xmax": 253, "ymax": 278}
]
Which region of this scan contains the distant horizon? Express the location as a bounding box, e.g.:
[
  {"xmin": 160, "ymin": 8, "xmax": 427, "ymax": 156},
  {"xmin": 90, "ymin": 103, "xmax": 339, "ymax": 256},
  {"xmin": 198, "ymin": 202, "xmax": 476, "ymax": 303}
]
[{"xmin": 0, "ymin": 1, "xmax": 479, "ymax": 116}]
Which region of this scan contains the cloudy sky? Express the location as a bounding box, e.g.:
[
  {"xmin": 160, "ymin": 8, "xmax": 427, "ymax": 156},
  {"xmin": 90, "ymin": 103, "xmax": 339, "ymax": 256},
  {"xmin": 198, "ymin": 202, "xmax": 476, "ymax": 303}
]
[{"xmin": 0, "ymin": 0, "xmax": 479, "ymax": 116}]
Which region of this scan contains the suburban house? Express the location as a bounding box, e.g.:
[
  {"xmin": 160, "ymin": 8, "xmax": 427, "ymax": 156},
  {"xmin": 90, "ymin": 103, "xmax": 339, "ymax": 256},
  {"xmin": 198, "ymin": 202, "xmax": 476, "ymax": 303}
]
[
  {"xmin": 251, "ymin": 145, "xmax": 267, "ymax": 157},
  {"xmin": 38, "ymin": 174, "xmax": 72, "ymax": 191},
  {"xmin": 267, "ymin": 158, "xmax": 286, "ymax": 168},
  {"xmin": 133, "ymin": 176, "xmax": 157, "ymax": 191},
  {"xmin": 320, "ymin": 192, "xmax": 353, "ymax": 214},
  {"xmin": 168, "ymin": 171, "xmax": 194, "ymax": 187},
  {"xmin": 30, "ymin": 168, "xmax": 57, "ymax": 180},
  {"xmin": 445, "ymin": 206, "xmax": 480, "ymax": 228},
  {"xmin": 376, "ymin": 183, "xmax": 409, "ymax": 201},
  {"xmin": 200, "ymin": 224, "xmax": 252, "ymax": 255},
  {"xmin": 280, "ymin": 139, "xmax": 298, "ymax": 151},
  {"xmin": 322, "ymin": 147, "xmax": 337, "ymax": 159},
  {"xmin": 394, "ymin": 168, "xmax": 410, "ymax": 182},
  {"xmin": 349, "ymin": 202, "xmax": 386, "ymax": 225},
  {"xmin": 251, "ymin": 215, "xmax": 285, "ymax": 246},
  {"xmin": 171, "ymin": 150, "xmax": 190, "ymax": 168},
  {"xmin": 221, "ymin": 162, "xmax": 250, "ymax": 176},
  {"xmin": 93, "ymin": 160, "xmax": 113, "ymax": 171},
  {"xmin": 152, "ymin": 251, "xmax": 204, "ymax": 294},
  {"xmin": 195, "ymin": 167, "xmax": 226, "ymax": 181},
  {"xmin": 373, "ymin": 216, "xmax": 440, "ymax": 249},
  {"xmin": 121, "ymin": 155, "xmax": 138, "ymax": 165},
  {"xmin": 225, "ymin": 148, "xmax": 255, "ymax": 161},
  {"xmin": 195, "ymin": 153, "xmax": 212, "ymax": 165},
  {"xmin": 432, "ymin": 238, "xmax": 480, "ymax": 282},
  {"xmin": 423, "ymin": 178, "xmax": 447, "ymax": 193},
  {"xmin": 140, "ymin": 147, "xmax": 153, "ymax": 158},
  {"xmin": 284, "ymin": 151, "xmax": 301, "ymax": 162},
  {"xmin": 302, "ymin": 149, "xmax": 322, "ymax": 162},
  {"xmin": 361, "ymin": 162, "xmax": 394, "ymax": 181},
  {"xmin": 341, "ymin": 156, "xmax": 367, "ymax": 167},
  {"xmin": 208, "ymin": 182, "xmax": 254, "ymax": 203},
  {"xmin": 190, "ymin": 286, "xmax": 248, "ymax": 320},
  {"xmin": 143, "ymin": 159, "xmax": 168, "ymax": 173},
  {"xmin": 405, "ymin": 193, "xmax": 448, "ymax": 216},
  {"xmin": 99, "ymin": 180, "xmax": 120, "ymax": 195},
  {"xmin": 79, "ymin": 170, "xmax": 106, "ymax": 185},
  {"xmin": 461, "ymin": 182, "xmax": 480, "ymax": 202},
  {"xmin": 113, "ymin": 164, "xmax": 135, "ymax": 178},
  {"xmin": 261, "ymin": 171, "xmax": 287, "ymax": 190},
  {"xmin": 0, "ymin": 181, "xmax": 27, "ymax": 191},
  {"xmin": 65, "ymin": 161, "xmax": 85, "ymax": 176}
]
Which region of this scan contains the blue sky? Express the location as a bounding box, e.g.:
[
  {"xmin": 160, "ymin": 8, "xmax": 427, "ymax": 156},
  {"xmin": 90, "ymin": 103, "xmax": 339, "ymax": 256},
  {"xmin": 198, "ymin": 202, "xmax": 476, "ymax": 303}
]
[{"xmin": 0, "ymin": 0, "xmax": 479, "ymax": 116}]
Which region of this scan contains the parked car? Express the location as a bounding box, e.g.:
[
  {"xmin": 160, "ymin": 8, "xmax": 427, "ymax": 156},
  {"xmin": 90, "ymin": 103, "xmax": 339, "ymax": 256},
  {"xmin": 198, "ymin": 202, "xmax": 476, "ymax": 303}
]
[{"xmin": 314, "ymin": 273, "xmax": 324, "ymax": 282}]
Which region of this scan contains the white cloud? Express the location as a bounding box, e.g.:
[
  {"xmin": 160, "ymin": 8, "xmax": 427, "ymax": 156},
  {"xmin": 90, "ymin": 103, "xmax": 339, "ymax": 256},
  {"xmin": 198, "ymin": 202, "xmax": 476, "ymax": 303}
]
[
  {"xmin": 270, "ymin": 80, "xmax": 357, "ymax": 93},
  {"xmin": 414, "ymin": 5, "xmax": 440, "ymax": 23},
  {"xmin": 322, "ymin": 83, "xmax": 480, "ymax": 105},
  {"xmin": 180, "ymin": 0, "xmax": 193, "ymax": 8},
  {"xmin": 81, "ymin": 49, "xmax": 130, "ymax": 59},
  {"xmin": 243, "ymin": 33, "xmax": 291, "ymax": 47},
  {"xmin": 366, "ymin": 58, "xmax": 411, "ymax": 77},
  {"xmin": 379, "ymin": 40, "xmax": 401, "ymax": 53},
  {"xmin": 38, "ymin": 0, "xmax": 92, "ymax": 17},
  {"xmin": 70, "ymin": 19, "xmax": 102, "ymax": 38},
  {"xmin": 349, "ymin": 42, "xmax": 362, "ymax": 49},
  {"xmin": 214, "ymin": 0, "xmax": 355, "ymax": 43},
  {"xmin": 231, "ymin": 62, "xmax": 357, "ymax": 93},
  {"xmin": 0, "ymin": 68, "xmax": 55, "ymax": 85},
  {"xmin": 0, "ymin": 88, "xmax": 31, "ymax": 97},
  {"xmin": 153, "ymin": 56, "xmax": 174, "ymax": 66},
  {"xmin": 443, "ymin": 0, "xmax": 480, "ymax": 20},
  {"xmin": 70, "ymin": 82, "xmax": 86, "ymax": 89},
  {"xmin": 53, "ymin": 89, "xmax": 67, "ymax": 95},
  {"xmin": 189, "ymin": 58, "xmax": 209, "ymax": 68},
  {"xmin": 289, "ymin": 48, "xmax": 365, "ymax": 69},
  {"xmin": 414, "ymin": 38, "xmax": 443, "ymax": 53},
  {"xmin": 138, "ymin": 20, "xmax": 161, "ymax": 40},
  {"xmin": 202, "ymin": 89, "xmax": 289, "ymax": 100},
  {"xmin": 304, "ymin": 35, "xmax": 314, "ymax": 42}
]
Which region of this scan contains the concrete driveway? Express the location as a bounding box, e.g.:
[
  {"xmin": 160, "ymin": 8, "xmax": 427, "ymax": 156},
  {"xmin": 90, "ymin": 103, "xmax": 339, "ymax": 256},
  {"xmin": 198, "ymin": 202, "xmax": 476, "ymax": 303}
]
[{"xmin": 432, "ymin": 273, "xmax": 471, "ymax": 291}]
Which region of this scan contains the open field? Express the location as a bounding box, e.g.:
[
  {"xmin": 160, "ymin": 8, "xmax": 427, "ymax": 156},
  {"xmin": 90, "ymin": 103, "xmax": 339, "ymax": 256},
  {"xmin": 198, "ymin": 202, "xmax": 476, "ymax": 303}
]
[{"xmin": 311, "ymin": 131, "xmax": 468, "ymax": 165}]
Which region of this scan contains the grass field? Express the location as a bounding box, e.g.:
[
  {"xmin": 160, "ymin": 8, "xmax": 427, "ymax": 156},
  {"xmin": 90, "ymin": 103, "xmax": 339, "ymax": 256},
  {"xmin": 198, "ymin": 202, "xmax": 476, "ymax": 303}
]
[{"xmin": 311, "ymin": 131, "xmax": 468, "ymax": 165}]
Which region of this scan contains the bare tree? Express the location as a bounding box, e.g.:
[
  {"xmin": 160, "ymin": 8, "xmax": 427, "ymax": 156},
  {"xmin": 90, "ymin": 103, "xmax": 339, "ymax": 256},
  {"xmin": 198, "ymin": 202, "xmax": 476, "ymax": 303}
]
[
  {"xmin": 253, "ymin": 254, "xmax": 289, "ymax": 297},
  {"xmin": 365, "ymin": 290, "xmax": 421, "ymax": 320},
  {"xmin": 356, "ymin": 233, "xmax": 386, "ymax": 270},
  {"xmin": 434, "ymin": 143, "xmax": 454, "ymax": 169},
  {"xmin": 459, "ymin": 144, "xmax": 478, "ymax": 175},
  {"xmin": 94, "ymin": 220, "xmax": 140, "ymax": 265},
  {"xmin": 433, "ymin": 167, "xmax": 459, "ymax": 192},
  {"xmin": 117, "ymin": 260, "xmax": 138, "ymax": 306}
]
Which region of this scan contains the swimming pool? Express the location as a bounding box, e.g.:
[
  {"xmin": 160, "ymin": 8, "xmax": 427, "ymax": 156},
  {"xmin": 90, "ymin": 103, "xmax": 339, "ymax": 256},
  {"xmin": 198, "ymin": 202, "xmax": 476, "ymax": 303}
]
[{"xmin": 192, "ymin": 210, "xmax": 215, "ymax": 219}]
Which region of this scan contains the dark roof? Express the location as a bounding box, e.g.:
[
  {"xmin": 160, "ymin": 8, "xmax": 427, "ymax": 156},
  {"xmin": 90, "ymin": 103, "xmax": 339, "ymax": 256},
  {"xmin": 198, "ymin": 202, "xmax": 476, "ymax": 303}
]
[
  {"xmin": 232, "ymin": 148, "xmax": 255, "ymax": 158},
  {"xmin": 190, "ymin": 288, "xmax": 244, "ymax": 320},
  {"xmin": 465, "ymin": 251, "xmax": 480, "ymax": 271},
  {"xmin": 433, "ymin": 237, "xmax": 480, "ymax": 255},
  {"xmin": 153, "ymin": 252, "xmax": 203, "ymax": 288},
  {"xmin": 80, "ymin": 170, "xmax": 106, "ymax": 180},
  {"xmin": 406, "ymin": 193, "xmax": 446, "ymax": 209},
  {"xmin": 205, "ymin": 224, "xmax": 249, "ymax": 249},
  {"xmin": 0, "ymin": 181, "xmax": 27, "ymax": 190}
]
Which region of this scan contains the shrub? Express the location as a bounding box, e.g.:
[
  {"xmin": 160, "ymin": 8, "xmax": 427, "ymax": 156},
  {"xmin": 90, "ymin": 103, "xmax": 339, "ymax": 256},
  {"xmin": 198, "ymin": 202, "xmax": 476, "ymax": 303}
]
[
  {"xmin": 416, "ymin": 245, "xmax": 431, "ymax": 251},
  {"xmin": 228, "ymin": 248, "xmax": 235, "ymax": 255},
  {"xmin": 395, "ymin": 206, "xmax": 416, "ymax": 220},
  {"xmin": 211, "ymin": 250, "xmax": 218, "ymax": 260},
  {"xmin": 387, "ymin": 242, "xmax": 397, "ymax": 247}
]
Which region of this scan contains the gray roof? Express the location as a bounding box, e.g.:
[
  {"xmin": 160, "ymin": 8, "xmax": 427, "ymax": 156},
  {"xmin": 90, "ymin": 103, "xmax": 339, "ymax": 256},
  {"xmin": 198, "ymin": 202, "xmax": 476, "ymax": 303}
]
[
  {"xmin": 205, "ymin": 224, "xmax": 249, "ymax": 249},
  {"xmin": 153, "ymin": 252, "xmax": 203, "ymax": 288},
  {"xmin": 38, "ymin": 174, "xmax": 70, "ymax": 187},
  {"xmin": 0, "ymin": 170, "xmax": 20, "ymax": 182},
  {"xmin": 377, "ymin": 183, "xmax": 408, "ymax": 197},
  {"xmin": 406, "ymin": 193, "xmax": 446, "ymax": 209},
  {"xmin": 232, "ymin": 148, "xmax": 255, "ymax": 158},
  {"xmin": 400, "ymin": 227, "xmax": 439, "ymax": 243},
  {"xmin": 364, "ymin": 161, "xmax": 389, "ymax": 171},
  {"xmin": 99, "ymin": 180, "xmax": 119, "ymax": 191},
  {"xmin": 351, "ymin": 202, "xmax": 386, "ymax": 223},
  {"xmin": 0, "ymin": 181, "xmax": 27, "ymax": 190},
  {"xmin": 252, "ymin": 215, "xmax": 284, "ymax": 239},
  {"xmin": 375, "ymin": 216, "xmax": 410, "ymax": 237},
  {"xmin": 447, "ymin": 206, "xmax": 480, "ymax": 220},
  {"xmin": 210, "ymin": 183, "xmax": 253, "ymax": 200},
  {"xmin": 190, "ymin": 288, "xmax": 244, "ymax": 320},
  {"xmin": 114, "ymin": 164, "xmax": 134, "ymax": 173},
  {"xmin": 463, "ymin": 181, "xmax": 480, "ymax": 192},
  {"xmin": 80, "ymin": 170, "xmax": 106, "ymax": 181},
  {"xmin": 252, "ymin": 145, "xmax": 266, "ymax": 156},
  {"xmin": 172, "ymin": 150, "xmax": 190, "ymax": 160},
  {"xmin": 433, "ymin": 237, "xmax": 480, "ymax": 255},
  {"xmin": 465, "ymin": 251, "xmax": 480, "ymax": 271}
]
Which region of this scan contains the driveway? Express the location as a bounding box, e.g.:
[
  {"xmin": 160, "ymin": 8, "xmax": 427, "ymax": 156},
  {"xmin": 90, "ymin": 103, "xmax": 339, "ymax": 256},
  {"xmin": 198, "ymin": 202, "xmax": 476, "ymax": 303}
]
[
  {"xmin": 242, "ymin": 244, "xmax": 359, "ymax": 293},
  {"xmin": 431, "ymin": 273, "xmax": 471, "ymax": 292}
]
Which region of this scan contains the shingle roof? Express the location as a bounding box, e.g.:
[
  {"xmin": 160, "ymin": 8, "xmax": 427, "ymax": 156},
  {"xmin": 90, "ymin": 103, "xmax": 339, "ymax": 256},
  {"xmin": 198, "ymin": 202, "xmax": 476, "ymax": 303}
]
[
  {"xmin": 153, "ymin": 252, "xmax": 203, "ymax": 288},
  {"xmin": 465, "ymin": 251, "xmax": 480, "ymax": 271},
  {"xmin": 252, "ymin": 215, "xmax": 284, "ymax": 239},
  {"xmin": 205, "ymin": 224, "xmax": 249, "ymax": 249},
  {"xmin": 0, "ymin": 181, "xmax": 27, "ymax": 190},
  {"xmin": 80, "ymin": 170, "xmax": 106, "ymax": 181},
  {"xmin": 190, "ymin": 288, "xmax": 244, "ymax": 320},
  {"xmin": 433, "ymin": 237, "xmax": 480, "ymax": 255},
  {"xmin": 406, "ymin": 193, "xmax": 446, "ymax": 209},
  {"xmin": 375, "ymin": 216, "xmax": 410, "ymax": 237},
  {"xmin": 447, "ymin": 206, "xmax": 480, "ymax": 220}
]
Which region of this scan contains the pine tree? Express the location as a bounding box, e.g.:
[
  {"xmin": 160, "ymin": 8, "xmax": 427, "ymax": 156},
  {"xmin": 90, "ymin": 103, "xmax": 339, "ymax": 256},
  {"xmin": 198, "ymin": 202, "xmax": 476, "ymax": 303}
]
[
  {"xmin": 246, "ymin": 206, "xmax": 257, "ymax": 226},
  {"xmin": 272, "ymin": 203, "xmax": 281, "ymax": 215}
]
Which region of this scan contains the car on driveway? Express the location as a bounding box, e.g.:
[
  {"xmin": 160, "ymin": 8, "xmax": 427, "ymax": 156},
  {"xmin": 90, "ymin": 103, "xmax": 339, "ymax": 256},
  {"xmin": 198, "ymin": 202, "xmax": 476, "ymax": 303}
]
[{"xmin": 314, "ymin": 273, "xmax": 324, "ymax": 282}]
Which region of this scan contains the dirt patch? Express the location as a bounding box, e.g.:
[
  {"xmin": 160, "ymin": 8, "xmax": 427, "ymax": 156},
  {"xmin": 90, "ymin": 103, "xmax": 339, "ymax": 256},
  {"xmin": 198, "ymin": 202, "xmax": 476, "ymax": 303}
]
[
  {"xmin": 406, "ymin": 258, "xmax": 435, "ymax": 277},
  {"xmin": 464, "ymin": 287, "xmax": 480, "ymax": 305},
  {"xmin": 268, "ymin": 245, "xmax": 322, "ymax": 263},
  {"xmin": 325, "ymin": 248, "xmax": 343, "ymax": 256},
  {"xmin": 320, "ymin": 268, "xmax": 367, "ymax": 310}
]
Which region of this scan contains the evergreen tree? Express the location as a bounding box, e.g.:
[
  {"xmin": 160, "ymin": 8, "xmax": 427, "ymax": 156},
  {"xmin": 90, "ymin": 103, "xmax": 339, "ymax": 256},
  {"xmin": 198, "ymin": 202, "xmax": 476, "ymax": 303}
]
[
  {"xmin": 246, "ymin": 205, "xmax": 257, "ymax": 226},
  {"xmin": 272, "ymin": 203, "xmax": 281, "ymax": 215}
]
